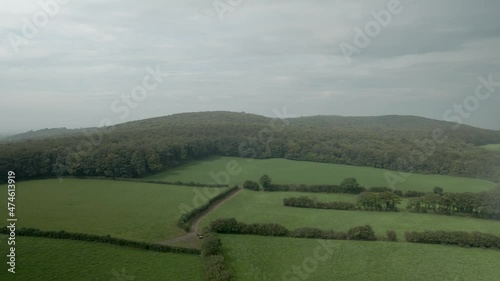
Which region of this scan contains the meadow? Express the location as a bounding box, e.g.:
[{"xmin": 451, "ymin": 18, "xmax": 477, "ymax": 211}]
[
  {"xmin": 200, "ymin": 190, "xmax": 500, "ymax": 237},
  {"xmin": 0, "ymin": 178, "xmax": 227, "ymax": 242},
  {"xmin": 221, "ymin": 235, "xmax": 500, "ymax": 281},
  {"xmin": 149, "ymin": 156, "xmax": 496, "ymax": 192},
  {"xmin": 0, "ymin": 235, "xmax": 202, "ymax": 281},
  {"xmin": 482, "ymin": 143, "xmax": 500, "ymax": 152}
]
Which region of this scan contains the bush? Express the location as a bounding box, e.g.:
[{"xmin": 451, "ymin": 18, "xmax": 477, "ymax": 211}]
[
  {"xmin": 404, "ymin": 230, "xmax": 500, "ymax": 249},
  {"xmin": 386, "ymin": 230, "xmax": 397, "ymax": 242},
  {"xmin": 347, "ymin": 225, "xmax": 376, "ymax": 241},
  {"xmin": 243, "ymin": 180, "xmax": 259, "ymax": 191},
  {"xmin": 201, "ymin": 235, "xmax": 222, "ymax": 257},
  {"xmin": 283, "ymin": 196, "xmax": 356, "ymax": 210},
  {"xmin": 201, "ymin": 234, "xmax": 234, "ymax": 281}
]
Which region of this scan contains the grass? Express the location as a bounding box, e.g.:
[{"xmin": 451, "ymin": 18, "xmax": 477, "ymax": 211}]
[
  {"xmin": 200, "ymin": 190, "xmax": 500, "ymax": 238},
  {"xmin": 148, "ymin": 156, "xmax": 496, "ymax": 193},
  {"xmin": 482, "ymin": 143, "xmax": 500, "ymax": 152},
  {"xmin": 220, "ymin": 235, "xmax": 500, "ymax": 281},
  {"xmin": 0, "ymin": 178, "xmax": 227, "ymax": 242},
  {"xmin": 0, "ymin": 235, "xmax": 202, "ymax": 281}
]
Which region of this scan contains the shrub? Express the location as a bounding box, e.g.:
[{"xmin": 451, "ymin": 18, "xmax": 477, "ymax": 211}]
[
  {"xmin": 347, "ymin": 225, "xmax": 376, "ymax": 241},
  {"xmin": 243, "ymin": 180, "xmax": 259, "ymax": 191},
  {"xmin": 201, "ymin": 235, "xmax": 222, "ymax": 257},
  {"xmin": 386, "ymin": 230, "xmax": 397, "ymax": 242}
]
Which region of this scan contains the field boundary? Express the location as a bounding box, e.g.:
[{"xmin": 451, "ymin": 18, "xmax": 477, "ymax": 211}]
[
  {"xmin": 0, "ymin": 227, "xmax": 201, "ymax": 255},
  {"xmin": 158, "ymin": 188, "xmax": 243, "ymax": 246}
]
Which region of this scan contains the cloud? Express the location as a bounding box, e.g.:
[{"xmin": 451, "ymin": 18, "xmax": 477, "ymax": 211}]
[{"xmin": 0, "ymin": 0, "xmax": 499, "ymax": 134}]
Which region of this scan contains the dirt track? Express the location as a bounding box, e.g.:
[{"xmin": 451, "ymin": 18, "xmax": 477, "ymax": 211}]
[{"xmin": 156, "ymin": 188, "xmax": 242, "ymax": 246}]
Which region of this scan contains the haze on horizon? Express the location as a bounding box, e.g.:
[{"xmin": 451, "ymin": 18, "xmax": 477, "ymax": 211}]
[{"xmin": 1, "ymin": 0, "xmax": 500, "ymax": 135}]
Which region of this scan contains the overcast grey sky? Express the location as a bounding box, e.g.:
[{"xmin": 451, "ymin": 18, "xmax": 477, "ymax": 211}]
[{"xmin": 1, "ymin": 0, "xmax": 499, "ymax": 134}]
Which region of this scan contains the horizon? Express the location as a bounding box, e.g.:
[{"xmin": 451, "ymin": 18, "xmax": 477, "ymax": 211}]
[
  {"xmin": 1, "ymin": 0, "xmax": 500, "ymax": 134},
  {"xmin": 2, "ymin": 111, "xmax": 499, "ymax": 136}
]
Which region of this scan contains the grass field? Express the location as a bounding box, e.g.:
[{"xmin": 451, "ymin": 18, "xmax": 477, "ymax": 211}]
[
  {"xmin": 0, "ymin": 235, "xmax": 202, "ymax": 281},
  {"xmin": 200, "ymin": 190, "xmax": 500, "ymax": 237},
  {"xmin": 0, "ymin": 178, "xmax": 226, "ymax": 242},
  {"xmin": 482, "ymin": 143, "xmax": 500, "ymax": 152},
  {"xmin": 220, "ymin": 235, "xmax": 500, "ymax": 281},
  {"xmin": 148, "ymin": 156, "xmax": 495, "ymax": 192}
]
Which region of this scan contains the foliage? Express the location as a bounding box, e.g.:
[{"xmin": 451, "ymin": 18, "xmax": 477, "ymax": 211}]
[
  {"xmin": 357, "ymin": 192, "xmax": 401, "ymax": 211},
  {"xmin": 406, "ymin": 188, "xmax": 500, "ymax": 220},
  {"xmin": 177, "ymin": 186, "xmax": 239, "ymax": 231},
  {"xmin": 243, "ymin": 180, "xmax": 259, "ymax": 191},
  {"xmin": 259, "ymin": 175, "xmax": 272, "ymax": 190},
  {"xmin": 283, "ymin": 196, "xmax": 356, "ymax": 210},
  {"xmin": 201, "ymin": 234, "xmax": 233, "ymax": 281},
  {"xmin": 404, "ymin": 230, "xmax": 500, "ymax": 249},
  {"xmin": 386, "ymin": 230, "xmax": 398, "ymax": 242},
  {"xmin": 347, "ymin": 225, "xmax": 376, "ymax": 241},
  {"xmin": 3, "ymin": 112, "xmax": 500, "ymax": 182},
  {"xmin": 209, "ymin": 218, "xmax": 375, "ymax": 241},
  {"xmin": 0, "ymin": 227, "xmax": 200, "ymax": 255}
]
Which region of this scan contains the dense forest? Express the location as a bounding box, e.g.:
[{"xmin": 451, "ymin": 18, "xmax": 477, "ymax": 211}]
[{"xmin": 1, "ymin": 111, "xmax": 500, "ymax": 182}]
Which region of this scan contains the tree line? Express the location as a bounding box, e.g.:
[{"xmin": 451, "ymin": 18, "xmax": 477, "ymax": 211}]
[
  {"xmin": 406, "ymin": 187, "xmax": 500, "ymax": 220},
  {"xmin": 2, "ymin": 112, "xmax": 500, "ymax": 182}
]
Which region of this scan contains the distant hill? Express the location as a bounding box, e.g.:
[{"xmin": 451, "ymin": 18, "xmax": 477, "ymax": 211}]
[
  {"xmin": 1, "ymin": 111, "xmax": 499, "ymax": 182},
  {"xmin": 2, "ymin": 128, "xmax": 89, "ymax": 142}
]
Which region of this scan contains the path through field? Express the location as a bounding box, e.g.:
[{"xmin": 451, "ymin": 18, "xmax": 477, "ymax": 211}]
[{"xmin": 156, "ymin": 188, "xmax": 243, "ymax": 248}]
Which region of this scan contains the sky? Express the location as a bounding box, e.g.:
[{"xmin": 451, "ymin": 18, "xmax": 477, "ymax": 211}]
[{"xmin": 1, "ymin": 0, "xmax": 500, "ymax": 134}]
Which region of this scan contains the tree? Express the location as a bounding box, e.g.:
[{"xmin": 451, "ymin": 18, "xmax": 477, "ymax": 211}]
[
  {"xmin": 243, "ymin": 180, "xmax": 259, "ymax": 191},
  {"xmin": 259, "ymin": 175, "xmax": 272, "ymax": 190},
  {"xmin": 433, "ymin": 186, "xmax": 444, "ymax": 195},
  {"xmin": 340, "ymin": 178, "xmax": 364, "ymax": 194}
]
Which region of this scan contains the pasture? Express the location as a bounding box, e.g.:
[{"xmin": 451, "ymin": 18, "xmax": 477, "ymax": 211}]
[
  {"xmin": 221, "ymin": 235, "xmax": 500, "ymax": 281},
  {"xmin": 200, "ymin": 190, "xmax": 500, "ymax": 237},
  {"xmin": 0, "ymin": 235, "xmax": 202, "ymax": 281},
  {"xmin": 482, "ymin": 143, "xmax": 500, "ymax": 152},
  {"xmin": 149, "ymin": 156, "xmax": 495, "ymax": 192},
  {"xmin": 0, "ymin": 178, "xmax": 227, "ymax": 242}
]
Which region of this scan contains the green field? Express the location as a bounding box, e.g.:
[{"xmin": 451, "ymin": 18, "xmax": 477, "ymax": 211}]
[
  {"xmin": 149, "ymin": 156, "xmax": 495, "ymax": 192},
  {"xmin": 0, "ymin": 178, "xmax": 226, "ymax": 242},
  {"xmin": 221, "ymin": 235, "xmax": 500, "ymax": 281},
  {"xmin": 482, "ymin": 144, "xmax": 500, "ymax": 152},
  {"xmin": 201, "ymin": 190, "xmax": 500, "ymax": 237},
  {"xmin": 0, "ymin": 235, "xmax": 202, "ymax": 281}
]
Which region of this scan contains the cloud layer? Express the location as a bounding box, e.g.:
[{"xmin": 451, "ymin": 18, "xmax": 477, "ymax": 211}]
[{"xmin": 1, "ymin": 0, "xmax": 499, "ymax": 133}]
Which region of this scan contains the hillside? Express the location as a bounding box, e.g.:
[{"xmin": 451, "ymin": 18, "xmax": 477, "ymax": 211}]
[
  {"xmin": 2, "ymin": 127, "xmax": 88, "ymax": 142},
  {"xmin": 1, "ymin": 111, "xmax": 500, "ymax": 182}
]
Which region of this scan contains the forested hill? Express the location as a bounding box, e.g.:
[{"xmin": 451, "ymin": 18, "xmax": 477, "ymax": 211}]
[
  {"xmin": 3, "ymin": 127, "xmax": 88, "ymax": 142},
  {"xmin": 1, "ymin": 111, "xmax": 500, "ymax": 183}
]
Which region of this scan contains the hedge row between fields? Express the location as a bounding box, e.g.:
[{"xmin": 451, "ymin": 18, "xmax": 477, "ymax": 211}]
[
  {"xmin": 177, "ymin": 186, "xmax": 240, "ymax": 231},
  {"xmin": 0, "ymin": 227, "xmax": 200, "ymax": 255}
]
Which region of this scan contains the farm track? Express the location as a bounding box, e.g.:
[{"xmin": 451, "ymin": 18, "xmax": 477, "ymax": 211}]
[{"xmin": 156, "ymin": 188, "xmax": 243, "ymax": 247}]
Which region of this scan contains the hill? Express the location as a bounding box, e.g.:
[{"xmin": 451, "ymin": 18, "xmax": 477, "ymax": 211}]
[
  {"xmin": 1, "ymin": 111, "xmax": 499, "ymax": 182},
  {"xmin": 2, "ymin": 127, "xmax": 88, "ymax": 141}
]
